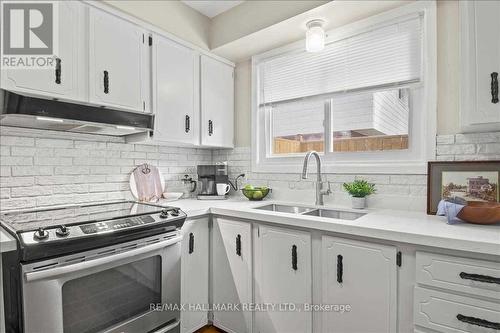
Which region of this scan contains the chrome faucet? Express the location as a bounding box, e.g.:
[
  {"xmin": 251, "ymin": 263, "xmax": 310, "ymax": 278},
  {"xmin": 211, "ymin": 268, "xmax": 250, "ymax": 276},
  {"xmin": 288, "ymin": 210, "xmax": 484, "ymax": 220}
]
[{"xmin": 301, "ymin": 151, "xmax": 331, "ymax": 205}]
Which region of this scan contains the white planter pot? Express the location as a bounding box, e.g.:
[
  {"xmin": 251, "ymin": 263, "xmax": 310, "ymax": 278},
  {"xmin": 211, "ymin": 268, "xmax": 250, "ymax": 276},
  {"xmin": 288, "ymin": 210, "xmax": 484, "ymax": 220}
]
[{"xmin": 351, "ymin": 197, "xmax": 366, "ymax": 209}]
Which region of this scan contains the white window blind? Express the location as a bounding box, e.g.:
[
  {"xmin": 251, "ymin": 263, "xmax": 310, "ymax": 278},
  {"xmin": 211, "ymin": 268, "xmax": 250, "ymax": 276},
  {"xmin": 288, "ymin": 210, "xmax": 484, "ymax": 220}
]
[{"xmin": 260, "ymin": 14, "xmax": 422, "ymax": 104}]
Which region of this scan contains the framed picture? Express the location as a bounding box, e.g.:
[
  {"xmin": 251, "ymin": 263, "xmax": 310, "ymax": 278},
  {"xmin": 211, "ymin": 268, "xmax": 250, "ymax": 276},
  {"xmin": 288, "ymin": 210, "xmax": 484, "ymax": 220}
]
[{"xmin": 427, "ymin": 161, "xmax": 500, "ymax": 214}]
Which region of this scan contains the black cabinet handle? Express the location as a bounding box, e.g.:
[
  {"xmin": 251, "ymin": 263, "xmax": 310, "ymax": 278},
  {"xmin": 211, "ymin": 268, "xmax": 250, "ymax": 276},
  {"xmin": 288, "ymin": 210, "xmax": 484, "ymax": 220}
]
[
  {"xmin": 457, "ymin": 314, "xmax": 500, "ymax": 330},
  {"xmin": 236, "ymin": 234, "xmax": 241, "ymax": 256},
  {"xmin": 103, "ymin": 70, "xmax": 109, "ymax": 94},
  {"xmin": 185, "ymin": 115, "xmax": 190, "ymax": 133},
  {"xmin": 491, "ymin": 72, "xmax": 498, "ymax": 104},
  {"xmin": 188, "ymin": 232, "xmax": 194, "ymax": 254},
  {"xmin": 337, "ymin": 255, "xmax": 343, "ymax": 283},
  {"xmin": 55, "ymin": 58, "xmax": 61, "ymax": 84},
  {"xmin": 291, "ymin": 245, "xmax": 297, "ymax": 270},
  {"xmin": 460, "ymin": 272, "xmax": 500, "ymax": 284},
  {"xmin": 208, "ymin": 120, "xmax": 213, "ymax": 136}
]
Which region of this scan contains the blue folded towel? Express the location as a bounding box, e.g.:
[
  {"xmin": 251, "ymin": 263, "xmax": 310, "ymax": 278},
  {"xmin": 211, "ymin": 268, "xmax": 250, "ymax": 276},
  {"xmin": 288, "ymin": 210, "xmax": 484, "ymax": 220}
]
[{"xmin": 436, "ymin": 200, "xmax": 465, "ymax": 224}]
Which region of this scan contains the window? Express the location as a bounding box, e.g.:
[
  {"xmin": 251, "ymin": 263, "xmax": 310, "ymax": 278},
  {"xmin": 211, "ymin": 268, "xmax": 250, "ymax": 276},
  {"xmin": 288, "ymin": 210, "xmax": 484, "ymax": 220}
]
[{"xmin": 252, "ymin": 1, "xmax": 436, "ymax": 174}]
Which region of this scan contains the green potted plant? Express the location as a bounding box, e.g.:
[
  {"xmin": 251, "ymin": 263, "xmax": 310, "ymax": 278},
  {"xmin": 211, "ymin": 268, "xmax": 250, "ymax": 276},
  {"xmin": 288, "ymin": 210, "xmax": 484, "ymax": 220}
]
[{"xmin": 343, "ymin": 179, "xmax": 376, "ymax": 209}]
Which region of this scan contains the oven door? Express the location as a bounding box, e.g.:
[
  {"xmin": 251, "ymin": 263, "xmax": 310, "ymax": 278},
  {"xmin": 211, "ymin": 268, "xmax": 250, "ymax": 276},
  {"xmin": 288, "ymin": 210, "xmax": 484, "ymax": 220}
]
[{"xmin": 21, "ymin": 234, "xmax": 182, "ymax": 333}]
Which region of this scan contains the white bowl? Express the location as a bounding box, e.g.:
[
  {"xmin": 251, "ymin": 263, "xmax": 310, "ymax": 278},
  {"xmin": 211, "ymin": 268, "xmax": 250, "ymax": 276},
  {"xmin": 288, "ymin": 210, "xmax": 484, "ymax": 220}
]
[{"xmin": 162, "ymin": 192, "xmax": 183, "ymax": 201}]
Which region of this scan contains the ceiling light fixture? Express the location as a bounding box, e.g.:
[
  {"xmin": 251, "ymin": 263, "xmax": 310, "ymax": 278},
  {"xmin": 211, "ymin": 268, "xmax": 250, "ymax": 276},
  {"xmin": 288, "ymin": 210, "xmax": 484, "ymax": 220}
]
[{"xmin": 306, "ymin": 19, "xmax": 325, "ymax": 52}]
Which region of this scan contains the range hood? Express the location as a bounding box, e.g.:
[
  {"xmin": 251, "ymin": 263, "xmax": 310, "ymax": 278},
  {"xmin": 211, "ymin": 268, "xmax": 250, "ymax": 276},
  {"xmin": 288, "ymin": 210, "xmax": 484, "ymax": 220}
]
[{"xmin": 0, "ymin": 90, "xmax": 154, "ymax": 136}]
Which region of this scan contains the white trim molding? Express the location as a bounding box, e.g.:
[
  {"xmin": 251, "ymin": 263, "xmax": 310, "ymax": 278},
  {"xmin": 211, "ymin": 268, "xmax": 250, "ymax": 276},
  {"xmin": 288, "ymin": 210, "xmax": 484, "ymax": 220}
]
[{"xmin": 251, "ymin": 1, "xmax": 437, "ymax": 175}]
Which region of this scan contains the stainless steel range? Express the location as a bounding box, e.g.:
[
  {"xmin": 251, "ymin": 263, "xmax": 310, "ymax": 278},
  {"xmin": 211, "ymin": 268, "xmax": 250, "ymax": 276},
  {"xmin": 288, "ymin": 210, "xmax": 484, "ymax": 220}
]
[{"xmin": 1, "ymin": 201, "xmax": 186, "ymax": 333}]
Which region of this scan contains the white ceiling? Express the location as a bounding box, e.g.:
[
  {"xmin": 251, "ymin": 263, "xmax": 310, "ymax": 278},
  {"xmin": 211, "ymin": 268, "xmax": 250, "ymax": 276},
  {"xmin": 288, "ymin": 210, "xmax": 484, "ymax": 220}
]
[{"xmin": 182, "ymin": 1, "xmax": 244, "ymax": 18}]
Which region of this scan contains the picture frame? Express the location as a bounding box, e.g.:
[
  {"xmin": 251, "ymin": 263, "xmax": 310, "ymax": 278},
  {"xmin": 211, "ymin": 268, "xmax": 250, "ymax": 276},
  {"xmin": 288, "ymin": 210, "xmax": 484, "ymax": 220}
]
[{"xmin": 427, "ymin": 161, "xmax": 500, "ymax": 215}]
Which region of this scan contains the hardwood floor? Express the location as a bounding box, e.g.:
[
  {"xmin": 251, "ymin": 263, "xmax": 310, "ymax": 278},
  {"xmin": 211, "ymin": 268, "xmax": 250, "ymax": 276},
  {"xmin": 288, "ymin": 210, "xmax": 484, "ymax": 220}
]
[{"xmin": 195, "ymin": 325, "xmax": 226, "ymax": 333}]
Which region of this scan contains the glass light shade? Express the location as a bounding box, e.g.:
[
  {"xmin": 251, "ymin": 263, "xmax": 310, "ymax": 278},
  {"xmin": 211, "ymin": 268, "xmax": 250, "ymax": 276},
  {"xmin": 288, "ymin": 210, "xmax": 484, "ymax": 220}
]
[{"xmin": 306, "ymin": 20, "xmax": 325, "ymax": 52}]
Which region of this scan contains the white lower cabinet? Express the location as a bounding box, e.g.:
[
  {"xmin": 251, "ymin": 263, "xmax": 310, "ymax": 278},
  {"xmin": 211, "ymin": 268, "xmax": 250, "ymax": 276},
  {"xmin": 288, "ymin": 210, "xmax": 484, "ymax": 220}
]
[
  {"xmin": 321, "ymin": 236, "xmax": 397, "ymax": 333},
  {"xmin": 212, "ymin": 218, "xmax": 252, "ymax": 333},
  {"xmin": 414, "ymin": 287, "xmax": 500, "ymax": 333},
  {"xmin": 254, "ymin": 224, "xmax": 312, "ymax": 333},
  {"xmin": 181, "ymin": 218, "xmax": 209, "ymax": 333}
]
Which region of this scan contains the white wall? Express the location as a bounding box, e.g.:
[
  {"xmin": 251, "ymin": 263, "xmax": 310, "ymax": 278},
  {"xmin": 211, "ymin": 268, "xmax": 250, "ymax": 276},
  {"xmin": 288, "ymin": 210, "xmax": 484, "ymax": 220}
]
[
  {"xmin": 232, "ymin": 1, "xmax": 461, "ymax": 147},
  {"xmin": 104, "ymin": 0, "xmax": 212, "ymax": 50}
]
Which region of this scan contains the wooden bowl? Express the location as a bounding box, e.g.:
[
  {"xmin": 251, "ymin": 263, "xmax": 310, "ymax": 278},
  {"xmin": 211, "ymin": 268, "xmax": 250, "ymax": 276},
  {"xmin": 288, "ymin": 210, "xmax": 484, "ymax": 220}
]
[{"xmin": 457, "ymin": 202, "xmax": 500, "ymax": 224}]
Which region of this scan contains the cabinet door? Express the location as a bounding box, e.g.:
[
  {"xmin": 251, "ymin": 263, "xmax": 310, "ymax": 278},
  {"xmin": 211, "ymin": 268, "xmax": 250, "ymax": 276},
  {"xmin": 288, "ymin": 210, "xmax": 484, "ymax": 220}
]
[
  {"xmin": 460, "ymin": 1, "xmax": 500, "ymax": 132},
  {"xmin": 181, "ymin": 218, "xmax": 209, "ymax": 333},
  {"xmin": 88, "ymin": 7, "xmax": 148, "ymax": 112},
  {"xmin": 254, "ymin": 224, "xmax": 312, "ymax": 333},
  {"xmin": 153, "ymin": 36, "xmax": 199, "ymax": 145},
  {"xmin": 321, "ymin": 236, "xmax": 397, "ymax": 333},
  {"xmin": 212, "ymin": 218, "xmax": 252, "ymax": 333},
  {"xmin": 200, "ymin": 55, "xmax": 234, "ymax": 148},
  {"xmin": 1, "ymin": 1, "xmax": 85, "ymax": 101}
]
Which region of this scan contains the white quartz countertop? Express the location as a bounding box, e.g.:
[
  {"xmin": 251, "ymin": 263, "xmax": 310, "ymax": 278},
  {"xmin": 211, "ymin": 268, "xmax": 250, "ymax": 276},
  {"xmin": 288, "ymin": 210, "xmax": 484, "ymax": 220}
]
[
  {"xmin": 1, "ymin": 198, "xmax": 499, "ymax": 256},
  {"xmin": 165, "ymin": 198, "xmax": 500, "ymax": 256},
  {"xmin": 0, "ymin": 227, "xmax": 16, "ymax": 253}
]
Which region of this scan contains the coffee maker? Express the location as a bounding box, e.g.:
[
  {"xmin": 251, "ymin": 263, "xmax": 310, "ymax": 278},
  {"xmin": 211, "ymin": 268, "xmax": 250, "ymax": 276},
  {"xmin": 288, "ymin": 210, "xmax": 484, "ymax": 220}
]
[{"xmin": 197, "ymin": 163, "xmax": 229, "ymax": 200}]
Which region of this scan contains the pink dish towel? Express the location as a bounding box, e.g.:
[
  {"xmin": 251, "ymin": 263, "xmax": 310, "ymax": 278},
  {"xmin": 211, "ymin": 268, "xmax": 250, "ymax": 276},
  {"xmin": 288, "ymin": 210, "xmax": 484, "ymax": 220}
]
[{"xmin": 133, "ymin": 164, "xmax": 163, "ymax": 202}]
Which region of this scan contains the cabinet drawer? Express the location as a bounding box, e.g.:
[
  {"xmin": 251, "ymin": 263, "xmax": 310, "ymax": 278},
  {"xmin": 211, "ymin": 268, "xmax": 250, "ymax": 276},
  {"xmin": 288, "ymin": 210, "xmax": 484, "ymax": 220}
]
[
  {"xmin": 414, "ymin": 287, "xmax": 500, "ymax": 333},
  {"xmin": 416, "ymin": 251, "xmax": 500, "ymax": 299}
]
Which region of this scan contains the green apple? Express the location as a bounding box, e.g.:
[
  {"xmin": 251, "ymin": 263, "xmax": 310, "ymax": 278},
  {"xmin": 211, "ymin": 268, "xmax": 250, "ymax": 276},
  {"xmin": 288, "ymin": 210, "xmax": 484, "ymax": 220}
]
[
  {"xmin": 244, "ymin": 185, "xmax": 254, "ymax": 190},
  {"xmin": 253, "ymin": 190, "xmax": 263, "ymax": 199}
]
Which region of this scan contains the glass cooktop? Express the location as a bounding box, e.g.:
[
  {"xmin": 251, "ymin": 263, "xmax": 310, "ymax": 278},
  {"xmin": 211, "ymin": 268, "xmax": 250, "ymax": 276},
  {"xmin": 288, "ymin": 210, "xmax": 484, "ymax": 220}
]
[{"xmin": 0, "ymin": 201, "xmax": 168, "ymax": 232}]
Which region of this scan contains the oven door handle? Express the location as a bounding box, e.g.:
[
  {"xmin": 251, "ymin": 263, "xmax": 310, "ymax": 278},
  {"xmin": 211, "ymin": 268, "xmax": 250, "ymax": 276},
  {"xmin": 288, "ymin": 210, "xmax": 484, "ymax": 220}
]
[{"xmin": 25, "ymin": 235, "xmax": 182, "ymax": 282}]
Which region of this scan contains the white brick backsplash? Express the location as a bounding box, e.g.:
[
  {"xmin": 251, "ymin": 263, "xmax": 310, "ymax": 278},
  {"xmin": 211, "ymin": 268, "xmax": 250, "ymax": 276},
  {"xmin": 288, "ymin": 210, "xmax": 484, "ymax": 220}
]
[
  {"xmin": 34, "ymin": 157, "xmax": 72, "ymax": 166},
  {"xmin": 0, "ymin": 176, "xmax": 35, "ymax": 187},
  {"xmin": 0, "ymin": 166, "xmax": 10, "ymax": 177},
  {"xmin": 436, "ymin": 144, "xmax": 476, "ymax": 155},
  {"xmin": 1, "ymin": 126, "xmax": 497, "ymax": 212},
  {"xmin": 1, "ymin": 188, "xmax": 10, "ymax": 199},
  {"xmin": 0, "ymin": 136, "xmax": 34, "ymax": 146},
  {"xmin": 1, "ymin": 146, "xmax": 10, "ymax": 156},
  {"xmin": 11, "ymin": 186, "xmax": 53, "ymax": 197},
  {"xmin": 0, "ymin": 127, "xmax": 211, "ymax": 210},
  {"xmin": 1, "ymin": 156, "xmax": 33, "ymax": 165},
  {"xmin": 12, "ymin": 166, "xmax": 53, "ymax": 176},
  {"xmin": 436, "ymin": 132, "xmax": 500, "ymax": 161},
  {"xmin": 36, "ymin": 138, "xmax": 73, "ymax": 148},
  {"xmin": 477, "ymin": 143, "xmax": 500, "ymax": 154}
]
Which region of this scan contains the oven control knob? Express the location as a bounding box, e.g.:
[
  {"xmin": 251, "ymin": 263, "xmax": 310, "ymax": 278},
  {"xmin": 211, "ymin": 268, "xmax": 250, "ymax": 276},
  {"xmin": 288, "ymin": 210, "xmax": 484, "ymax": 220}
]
[
  {"xmin": 34, "ymin": 228, "xmax": 49, "ymax": 240},
  {"xmin": 160, "ymin": 209, "xmax": 170, "ymax": 218},
  {"xmin": 170, "ymin": 208, "xmax": 180, "ymax": 217},
  {"xmin": 56, "ymin": 225, "xmax": 70, "ymax": 237}
]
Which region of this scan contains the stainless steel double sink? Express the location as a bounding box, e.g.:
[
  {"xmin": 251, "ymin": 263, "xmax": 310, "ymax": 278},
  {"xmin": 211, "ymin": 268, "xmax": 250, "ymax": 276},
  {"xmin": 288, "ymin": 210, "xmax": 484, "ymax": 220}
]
[{"xmin": 254, "ymin": 204, "xmax": 365, "ymax": 221}]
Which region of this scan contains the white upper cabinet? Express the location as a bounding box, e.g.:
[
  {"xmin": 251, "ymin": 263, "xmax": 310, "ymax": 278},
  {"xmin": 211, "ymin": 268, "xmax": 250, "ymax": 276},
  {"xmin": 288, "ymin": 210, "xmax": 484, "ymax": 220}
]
[
  {"xmin": 321, "ymin": 236, "xmax": 397, "ymax": 333},
  {"xmin": 153, "ymin": 35, "xmax": 199, "ymax": 145},
  {"xmin": 200, "ymin": 55, "xmax": 234, "ymax": 148},
  {"xmin": 254, "ymin": 224, "xmax": 312, "ymax": 333},
  {"xmin": 460, "ymin": 0, "xmax": 500, "ymax": 132},
  {"xmin": 88, "ymin": 7, "xmax": 149, "ymax": 112},
  {"xmin": 1, "ymin": 1, "xmax": 85, "ymax": 101}
]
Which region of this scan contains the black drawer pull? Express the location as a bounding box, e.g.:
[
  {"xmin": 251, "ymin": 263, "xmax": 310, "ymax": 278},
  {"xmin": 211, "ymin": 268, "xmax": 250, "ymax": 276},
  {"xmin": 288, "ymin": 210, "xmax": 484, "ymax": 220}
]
[
  {"xmin": 55, "ymin": 58, "xmax": 61, "ymax": 84},
  {"xmin": 337, "ymin": 254, "xmax": 343, "ymax": 283},
  {"xmin": 291, "ymin": 245, "xmax": 297, "ymax": 271},
  {"xmin": 185, "ymin": 115, "xmax": 190, "ymax": 133},
  {"xmin": 236, "ymin": 234, "xmax": 241, "ymax": 256},
  {"xmin": 188, "ymin": 232, "xmax": 194, "ymax": 254},
  {"xmin": 208, "ymin": 120, "xmax": 213, "ymax": 136},
  {"xmin": 492, "ymin": 72, "xmax": 499, "ymax": 104},
  {"xmin": 460, "ymin": 272, "xmax": 500, "ymax": 284},
  {"xmin": 103, "ymin": 70, "xmax": 109, "ymax": 94},
  {"xmin": 457, "ymin": 314, "xmax": 500, "ymax": 329}
]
